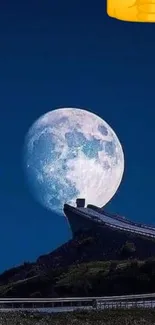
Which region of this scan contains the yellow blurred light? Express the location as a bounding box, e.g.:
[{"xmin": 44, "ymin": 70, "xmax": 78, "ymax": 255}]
[{"xmin": 107, "ymin": 0, "xmax": 155, "ymax": 22}]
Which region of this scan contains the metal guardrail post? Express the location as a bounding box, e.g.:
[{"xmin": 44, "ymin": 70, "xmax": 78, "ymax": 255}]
[{"xmin": 92, "ymin": 299, "xmax": 97, "ymax": 309}]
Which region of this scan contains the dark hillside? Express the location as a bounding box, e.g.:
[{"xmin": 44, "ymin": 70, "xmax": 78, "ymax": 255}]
[{"xmin": 0, "ymin": 223, "xmax": 155, "ymax": 297}]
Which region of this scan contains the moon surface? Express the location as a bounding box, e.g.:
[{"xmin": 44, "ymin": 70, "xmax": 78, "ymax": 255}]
[{"xmin": 24, "ymin": 108, "xmax": 124, "ymax": 215}]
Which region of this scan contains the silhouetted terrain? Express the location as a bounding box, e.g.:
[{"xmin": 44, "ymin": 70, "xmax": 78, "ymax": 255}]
[{"xmin": 1, "ymin": 222, "xmax": 155, "ymax": 297}]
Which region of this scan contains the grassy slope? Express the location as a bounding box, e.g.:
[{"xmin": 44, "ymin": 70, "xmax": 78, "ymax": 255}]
[
  {"xmin": 0, "ymin": 259, "xmax": 155, "ymax": 297},
  {"xmin": 0, "ymin": 310, "xmax": 155, "ymax": 325}
]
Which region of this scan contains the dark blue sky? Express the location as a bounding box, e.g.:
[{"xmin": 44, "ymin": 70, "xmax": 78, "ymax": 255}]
[{"xmin": 0, "ymin": 0, "xmax": 155, "ymax": 272}]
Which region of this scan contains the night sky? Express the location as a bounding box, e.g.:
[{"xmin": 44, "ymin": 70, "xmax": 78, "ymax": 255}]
[{"xmin": 0, "ymin": 0, "xmax": 155, "ymax": 273}]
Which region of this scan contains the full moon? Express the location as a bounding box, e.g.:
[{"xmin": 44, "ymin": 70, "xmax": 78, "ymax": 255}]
[{"xmin": 24, "ymin": 108, "xmax": 124, "ymax": 215}]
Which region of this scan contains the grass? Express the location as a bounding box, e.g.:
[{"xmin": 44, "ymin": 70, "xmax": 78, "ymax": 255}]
[{"xmin": 0, "ymin": 309, "xmax": 155, "ymax": 325}]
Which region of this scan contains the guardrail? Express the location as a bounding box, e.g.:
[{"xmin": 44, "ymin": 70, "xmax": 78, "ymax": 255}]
[
  {"xmin": 1, "ymin": 292, "xmax": 155, "ymax": 301},
  {"xmin": 0, "ymin": 293, "xmax": 155, "ymax": 310}
]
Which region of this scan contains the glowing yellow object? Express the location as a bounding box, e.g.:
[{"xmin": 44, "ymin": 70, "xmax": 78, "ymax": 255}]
[{"xmin": 107, "ymin": 0, "xmax": 155, "ymax": 22}]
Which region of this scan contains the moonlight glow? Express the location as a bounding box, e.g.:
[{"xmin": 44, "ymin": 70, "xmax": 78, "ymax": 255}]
[{"xmin": 24, "ymin": 108, "xmax": 124, "ymax": 215}]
